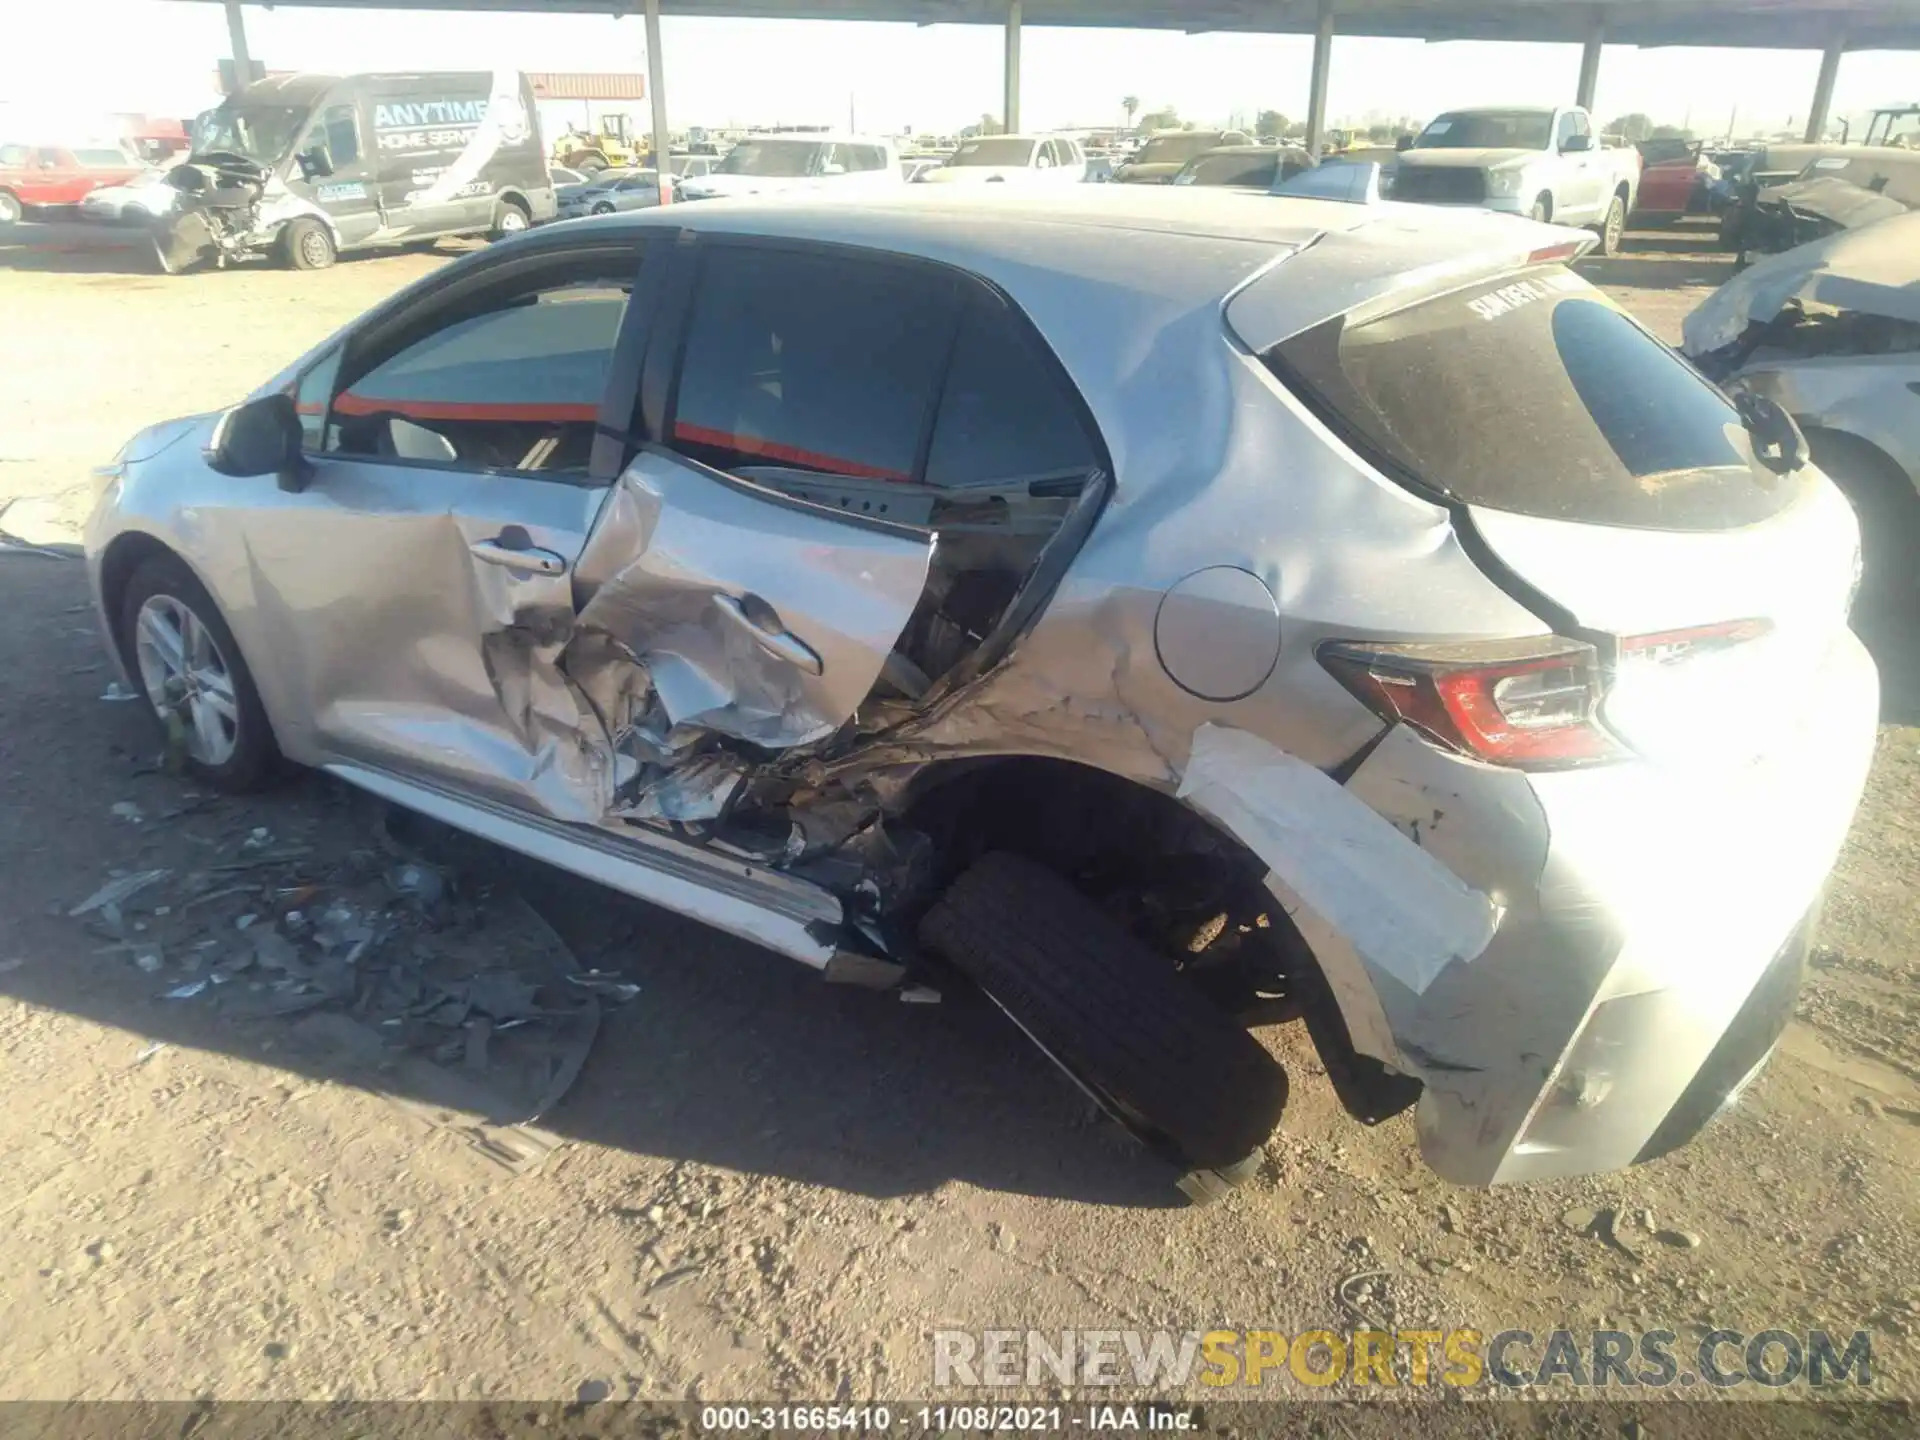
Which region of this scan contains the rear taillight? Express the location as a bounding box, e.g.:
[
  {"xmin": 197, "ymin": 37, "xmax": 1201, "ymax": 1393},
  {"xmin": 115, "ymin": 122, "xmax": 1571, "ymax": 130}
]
[
  {"xmin": 1319, "ymin": 637, "xmax": 1622, "ymax": 769},
  {"xmin": 1321, "ymin": 620, "xmax": 1772, "ymax": 771}
]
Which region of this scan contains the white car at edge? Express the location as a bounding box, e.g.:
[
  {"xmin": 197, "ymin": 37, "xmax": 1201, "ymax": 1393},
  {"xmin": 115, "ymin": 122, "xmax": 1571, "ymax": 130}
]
[{"xmin": 675, "ymin": 133, "xmax": 903, "ymax": 200}]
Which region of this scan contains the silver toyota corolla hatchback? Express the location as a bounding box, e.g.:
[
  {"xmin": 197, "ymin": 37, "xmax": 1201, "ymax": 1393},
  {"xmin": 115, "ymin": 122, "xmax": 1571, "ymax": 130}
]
[{"xmin": 85, "ymin": 188, "xmax": 1876, "ymax": 1200}]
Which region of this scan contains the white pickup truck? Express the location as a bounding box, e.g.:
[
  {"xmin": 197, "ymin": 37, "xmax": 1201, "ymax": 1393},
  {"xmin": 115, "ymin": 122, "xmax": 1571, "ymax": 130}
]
[{"xmin": 1391, "ymin": 105, "xmax": 1641, "ymax": 254}]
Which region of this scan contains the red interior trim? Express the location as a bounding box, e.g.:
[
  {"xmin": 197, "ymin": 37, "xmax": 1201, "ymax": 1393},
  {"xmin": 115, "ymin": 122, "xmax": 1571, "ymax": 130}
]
[{"xmin": 672, "ymin": 421, "xmax": 909, "ymax": 483}]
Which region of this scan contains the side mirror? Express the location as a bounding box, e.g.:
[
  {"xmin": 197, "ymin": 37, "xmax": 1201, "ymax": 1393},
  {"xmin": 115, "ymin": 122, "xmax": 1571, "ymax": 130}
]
[
  {"xmin": 1395, "ymin": 134, "xmax": 1413, "ymax": 152},
  {"xmin": 1562, "ymin": 134, "xmax": 1593, "ymax": 153},
  {"xmin": 299, "ymin": 146, "xmax": 334, "ymax": 177},
  {"xmin": 206, "ymin": 393, "xmax": 307, "ymax": 490}
]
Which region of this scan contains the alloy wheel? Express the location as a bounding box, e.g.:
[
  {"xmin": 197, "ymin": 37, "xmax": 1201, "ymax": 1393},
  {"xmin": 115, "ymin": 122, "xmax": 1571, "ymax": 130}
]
[{"xmin": 133, "ymin": 594, "xmax": 240, "ymax": 766}]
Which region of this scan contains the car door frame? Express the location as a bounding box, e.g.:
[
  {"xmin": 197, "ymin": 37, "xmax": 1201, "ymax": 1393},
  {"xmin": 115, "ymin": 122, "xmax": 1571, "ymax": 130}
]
[
  {"xmin": 608, "ymin": 226, "xmax": 1114, "ymax": 720},
  {"xmin": 241, "ymin": 226, "xmax": 673, "ymax": 795}
]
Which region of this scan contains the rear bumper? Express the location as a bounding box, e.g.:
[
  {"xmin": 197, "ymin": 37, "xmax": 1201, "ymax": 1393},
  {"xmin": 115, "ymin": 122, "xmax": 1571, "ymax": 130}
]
[{"xmin": 1326, "ymin": 628, "xmax": 1877, "ymax": 1185}]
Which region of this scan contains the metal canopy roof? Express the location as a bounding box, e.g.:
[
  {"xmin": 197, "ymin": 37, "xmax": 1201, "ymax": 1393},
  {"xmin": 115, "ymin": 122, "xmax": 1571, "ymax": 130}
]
[{"xmin": 182, "ymin": 0, "xmax": 1920, "ymax": 51}]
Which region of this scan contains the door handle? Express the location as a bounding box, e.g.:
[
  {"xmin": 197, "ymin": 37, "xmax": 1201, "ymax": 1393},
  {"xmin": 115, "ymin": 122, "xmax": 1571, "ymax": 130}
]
[
  {"xmin": 470, "ymin": 536, "xmax": 568, "ymax": 576},
  {"xmin": 712, "ymin": 593, "xmax": 823, "ymax": 675}
]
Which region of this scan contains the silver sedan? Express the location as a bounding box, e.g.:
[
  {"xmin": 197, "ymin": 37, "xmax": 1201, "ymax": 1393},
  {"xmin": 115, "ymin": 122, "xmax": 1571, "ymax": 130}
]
[
  {"xmin": 554, "ymin": 169, "xmax": 670, "ymax": 219},
  {"xmin": 83, "ymin": 189, "xmax": 1875, "ymax": 1199}
]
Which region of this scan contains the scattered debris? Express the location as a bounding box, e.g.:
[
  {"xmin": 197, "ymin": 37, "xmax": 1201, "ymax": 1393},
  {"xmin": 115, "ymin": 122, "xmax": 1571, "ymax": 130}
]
[
  {"xmin": 0, "ymin": 958, "xmax": 26, "ymax": 976},
  {"xmin": 70, "ymin": 870, "xmax": 170, "ymax": 917},
  {"xmin": 1656, "ymin": 1229, "xmax": 1703, "ymax": 1250},
  {"xmin": 1560, "ymin": 1206, "xmax": 1598, "ymax": 1235},
  {"xmin": 110, "ymin": 802, "xmax": 145, "ymax": 824},
  {"xmin": 100, "ymin": 682, "xmax": 140, "ymax": 703},
  {"xmin": 387, "ymin": 861, "xmax": 447, "ymax": 912},
  {"xmin": 899, "ymin": 984, "xmax": 942, "ymax": 1005},
  {"xmin": 161, "ymin": 979, "xmax": 209, "ymax": 1000},
  {"xmin": 132, "ymin": 1041, "xmax": 168, "ymax": 1065},
  {"xmin": 1334, "ymin": 1269, "xmax": 1394, "ymax": 1329},
  {"xmin": 567, "ymin": 971, "xmax": 641, "ymax": 1003},
  {"xmin": 1439, "ymin": 1202, "xmax": 1462, "ymax": 1235},
  {"xmin": 133, "ymin": 949, "xmax": 164, "ymax": 974}
]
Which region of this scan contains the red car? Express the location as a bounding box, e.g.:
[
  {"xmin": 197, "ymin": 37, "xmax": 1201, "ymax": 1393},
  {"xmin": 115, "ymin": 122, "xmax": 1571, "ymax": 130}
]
[
  {"xmin": 1631, "ymin": 137, "xmax": 1706, "ymax": 224},
  {"xmin": 0, "ymin": 143, "xmax": 145, "ymax": 224}
]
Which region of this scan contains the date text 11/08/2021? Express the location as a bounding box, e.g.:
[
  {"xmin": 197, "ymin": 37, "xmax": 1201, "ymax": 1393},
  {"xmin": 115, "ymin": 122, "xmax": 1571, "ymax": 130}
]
[{"xmin": 700, "ymin": 1407, "xmax": 1195, "ymax": 1432}]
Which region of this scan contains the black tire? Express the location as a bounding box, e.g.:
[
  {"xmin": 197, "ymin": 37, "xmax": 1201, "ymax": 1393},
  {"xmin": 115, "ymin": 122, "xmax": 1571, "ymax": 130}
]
[
  {"xmin": 1592, "ymin": 192, "xmax": 1626, "ymax": 255},
  {"xmin": 117, "ymin": 554, "xmax": 280, "ymax": 792},
  {"xmin": 919, "ymin": 851, "xmax": 1288, "ymax": 1192},
  {"xmin": 1529, "ymin": 194, "xmax": 1552, "ymax": 223},
  {"xmin": 590, "ymin": 201, "xmax": 615, "ymax": 216},
  {"xmin": 282, "ymin": 216, "xmax": 336, "ymax": 271},
  {"xmin": 0, "ymin": 189, "xmax": 21, "ymax": 225},
  {"xmin": 491, "ymin": 197, "xmax": 531, "ymax": 240},
  {"xmin": 1811, "ymin": 430, "xmax": 1920, "ymax": 623}
]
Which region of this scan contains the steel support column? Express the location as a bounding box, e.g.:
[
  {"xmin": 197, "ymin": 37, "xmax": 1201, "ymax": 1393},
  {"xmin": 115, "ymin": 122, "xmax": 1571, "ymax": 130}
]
[
  {"xmin": 1576, "ymin": 18, "xmax": 1604, "ymax": 112},
  {"xmin": 1304, "ymin": 0, "xmax": 1334, "ymax": 158},
  {"xmin": 645, "ymin": 0, "xmax": 673, "ymax": 204},
  {"xmin": 1003, "ymin": 0, "xmax": 1022, "ymax": 133},
  {"xmin": 1804, "ymin": 30, "xmax": 1846, "ymax": 142},
  {"xmin": 223, "ymin": 0, "xmax": 252, "ymax": 94}
]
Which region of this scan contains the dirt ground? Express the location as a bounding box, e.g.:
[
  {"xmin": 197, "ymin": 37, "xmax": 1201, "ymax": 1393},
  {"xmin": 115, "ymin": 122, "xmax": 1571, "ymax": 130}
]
[{"xmin": 2, "ymin": 214, "xmax": 1918, "ymax": 1410}]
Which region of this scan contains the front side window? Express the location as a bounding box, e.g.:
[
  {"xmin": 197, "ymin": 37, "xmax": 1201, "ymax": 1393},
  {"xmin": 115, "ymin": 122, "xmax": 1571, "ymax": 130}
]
[
  {"xmin": 672, "ymin": 247, "xmax": 958, "ymax": 482},
  {"xmin": 1268, "ymin": 265, "xmax": 1792, "ymax": 530},
  {"xmin": 195, "ymin": 104, "xmax": 308, "ymax": 165},
  {"xmin": 326, "ymin": 264, "xmax": 635, "ymax": 474},
  {"xmin": 313, "ymin": 105, "xmax": 359, "ymax": 167},
  {"xmin": 0, "ymin": 144, "xmax": 30, "ymax": 167}
]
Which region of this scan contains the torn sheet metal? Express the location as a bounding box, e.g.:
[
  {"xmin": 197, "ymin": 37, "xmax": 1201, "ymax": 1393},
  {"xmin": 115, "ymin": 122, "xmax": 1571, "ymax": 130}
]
[
  {"xmin": 1683, "ymin": 210, "xmax": 1920, "ymax": 355},
  {"xmin": 564, "ymin": 452, "xmax": 933, "ymax": 752},
  {"xmin": 613, "ymin": 747, "xmax": 748, "ymax": 824},
  {"xmin": 1176, "ymin": 722, "xmax": 1501, "ymax": 996}
]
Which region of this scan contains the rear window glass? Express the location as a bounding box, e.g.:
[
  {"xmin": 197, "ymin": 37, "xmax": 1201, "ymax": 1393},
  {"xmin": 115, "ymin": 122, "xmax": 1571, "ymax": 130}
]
[{"xmin": 1268, "ymin": 266, "xmax": 1796, "ymax": 531}]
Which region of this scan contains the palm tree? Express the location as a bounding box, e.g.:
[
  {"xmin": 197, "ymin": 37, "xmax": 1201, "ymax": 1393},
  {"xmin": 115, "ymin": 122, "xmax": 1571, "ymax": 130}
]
[{"xmin": 1122, "ymin": 95, "xmax": 1139, "ymax": 131}]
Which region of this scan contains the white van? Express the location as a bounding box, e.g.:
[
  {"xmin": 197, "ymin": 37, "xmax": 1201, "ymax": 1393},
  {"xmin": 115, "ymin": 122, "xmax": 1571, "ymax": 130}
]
[
  {"xmin": 920, "ymin": 134, "xmax": 1088, "ymax": 186},
  {"xmin": 675, "ymin": 133, "xmax": 902, "ymax": 200}
]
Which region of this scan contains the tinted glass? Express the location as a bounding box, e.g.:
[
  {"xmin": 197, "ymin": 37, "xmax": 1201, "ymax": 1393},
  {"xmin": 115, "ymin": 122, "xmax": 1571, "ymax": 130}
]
[
  {"xmin": 328, "ymin": 276, "xmax": 631, "ymax": 473},
  {"xmin": 293, "ymin": 346, "xmax": 343, "ymax": 450},
  {"xmin": 674, "ymin": 248, "xmax": 957, "ymax": 482},
  {"xmin": 952, "ymin": 137, "xmax": 1038, "ymax": 166},
  {"xmin": 319, "ymin": 105, "xmax": 358, "ymax": 166},
  {"xmin": 925, "ymin": 298, "xmax": 1097, "ymax": 489},
  {"xmin": 851, "ymin": 145, "xmax": 887, "ymax": 171},
  {"xmin": 1184, "ymin": 152, "xmax": 1277, "ymax": 186},
  {"xmin": 1135, "ymin": 133, "xmax": 1217, "ymax": 165},
  {"xmin": 717, "ymin": 140, "xmax": 822, "ymax": 177},
  {"xmin": 1416, "ymin": 111, "xmax": 1554, "ymax": 150},
  {"xmin": 1269, "ymin": 266, "xmax": 1793, "ymax": 530}
]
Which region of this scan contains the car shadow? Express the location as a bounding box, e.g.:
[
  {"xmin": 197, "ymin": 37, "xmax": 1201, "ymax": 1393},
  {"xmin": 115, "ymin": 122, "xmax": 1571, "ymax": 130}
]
[
  {"xmin": 0, "ymin": 218, "xmax": 469, "ymax": 277},
  {"xmin": 1578, "ymin": 244, "xmax": 1734, "ymax": 293},
  {"xmin": 0, "ymin": 551, "xmax": 1181, "ymax": 1209}
]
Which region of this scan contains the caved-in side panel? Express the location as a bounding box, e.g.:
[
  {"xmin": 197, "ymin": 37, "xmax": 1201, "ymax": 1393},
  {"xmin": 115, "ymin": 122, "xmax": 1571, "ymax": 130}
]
[{"xmin": 564, "ymin": 449, "xmax": 934, "ymax": 753}]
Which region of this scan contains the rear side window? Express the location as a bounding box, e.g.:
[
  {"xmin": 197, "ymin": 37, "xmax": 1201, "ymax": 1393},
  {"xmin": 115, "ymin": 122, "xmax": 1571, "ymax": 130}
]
[
  {"xmin": 926, "ymin": 297, "xmax": 1098, "ymax": 489},
  {"xmin": 0, "ymin": 144, "xmax": 28, "ymax": 166},
  {"xmin": 1268, "ymin": 266, "xmax": 1793, "ymax": 530},
  {"xmin": 673, "ymin": 247, "xmax": 958, "ymax": 481}
]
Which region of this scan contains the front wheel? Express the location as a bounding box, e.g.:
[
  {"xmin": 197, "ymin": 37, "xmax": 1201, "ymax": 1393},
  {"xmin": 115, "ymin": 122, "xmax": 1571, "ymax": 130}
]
[
  {"xmin": 282, "ymin": 216, "xmax": 336, "ymax": 270},
  {"xmin": 590, "ymin": 201, "xmax": 615, "ymax": 216},
  {"xmin": 118, "ymin": 555, "xmax": 280, "ymax": 791},
  {"xmin": 919, "ymin": 851, "xmax": 1289, "ymax": 1202},
  {"xmin": 0, "ymin": 189, "xmax": 22, "ymax": 225},
  {"xmin": 1592, "ymin": 192, "xmax": 1626, "ymax": 255}
]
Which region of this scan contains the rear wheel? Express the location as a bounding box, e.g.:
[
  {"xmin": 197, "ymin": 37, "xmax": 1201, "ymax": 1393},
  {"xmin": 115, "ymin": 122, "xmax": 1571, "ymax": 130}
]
[
  {"xmin": 918, "ymin": 851, "xmax": 1289, "ymax": 1201},
  {"xmin": 491, "ymin": 197, "xmax": 530, "ymax": 240},
  {"xmin": 1528, "ymin": 193, "xmax": 1552, "ymax": 223},
  {"xmin": 282, "ymin": 216, "xmax": 336, "ymax": 271},
  {"xmin": 1593, "ymin": 191, "xmax": 1627, "ymax": 255},
  {"xmin": 0, "ymin": 189, "xmax": 21, "ymax": 225},
  {"xmin": 118, "ymin": 555, "xmax": 279, "ymax": 792}
]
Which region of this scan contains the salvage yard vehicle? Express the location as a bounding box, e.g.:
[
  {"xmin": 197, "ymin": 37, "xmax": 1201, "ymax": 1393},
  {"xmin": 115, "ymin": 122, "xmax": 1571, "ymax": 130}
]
[
  {"xmin": 1684, "ymin": 211, "xmax": 1920, "ymax": 688},
  {"xmin": 1392, "ymin": 104, "xmax": 1640, "ymax": 254},
  {"xmin": 152, "ymin": 70, "xmax": 556, "ymax": 273},
  {"xmin": 1171, "ymin": 143, "xmax": 1315, "ymax": 192},
  {"xmin": 674, "ymin": 133, "xmax": 902, "ymax": 200},
  {"xmin": 1112, "ymin": 128, "xmax": 1251, "ymax": 184},
  {"xmin": 86, "ymin": 188, "xmax": 1876, "ymax": 1200},
  {"xmin": 1719, "ymin": 149, "xmax": 1920, "ymax": 263},
  {"xmin": 918, "ymin": 134, "xmax": 1088, "ymax": 186},
  {"xmin": 0, "ymin": 142, "xmax": 144, "ymax": 223}
]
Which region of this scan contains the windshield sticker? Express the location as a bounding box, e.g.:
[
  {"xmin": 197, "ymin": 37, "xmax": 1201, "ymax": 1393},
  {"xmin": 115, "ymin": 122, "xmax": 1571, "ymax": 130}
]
[
  {"xmin": 1466, "ymin": 278, "xmax": 1552, "ymax": 321},
  {"xmin": 1813, "ymin": 156, "xmax": 1851, "ymax": 170}
]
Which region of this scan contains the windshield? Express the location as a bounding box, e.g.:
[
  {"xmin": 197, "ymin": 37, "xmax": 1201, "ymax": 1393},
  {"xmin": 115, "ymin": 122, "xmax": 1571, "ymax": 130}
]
[
  {"xmin": 1135, "ymin": 133, "xmax": 1218, "ymax": 165},
  {"xmin": 1867, "ymin": 108, "xmax": 1920, "ymax": 147},
  {"xmin": 1416, "ymin": 110, "xmax": 1554, "ymax": 150},
  {"xmin": 951, "ymin": 137, "xmax": 1037, "ymax": 166},
  {"xmin": 194, "ymin": 104, "xmax": 308, "ymax": 165},
  {"xmin": 717, "ymin": 140, "xmax": 824, "ymax": 177},
  {"xmin": 1268, "ymin": 266, "xmax": 1792, "ymax": 531}
]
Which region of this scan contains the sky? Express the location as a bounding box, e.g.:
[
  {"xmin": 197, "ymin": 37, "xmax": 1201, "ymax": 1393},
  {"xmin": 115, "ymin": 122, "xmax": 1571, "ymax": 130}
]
[{"xmin": 3, "ymin": 0, "xmax": 1916, "ymax": 143}]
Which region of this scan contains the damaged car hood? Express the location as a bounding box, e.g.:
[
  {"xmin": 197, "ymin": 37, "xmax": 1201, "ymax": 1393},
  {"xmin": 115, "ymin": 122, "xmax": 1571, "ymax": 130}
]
[{"xmin": 1682, "ymin": 210, "xmax": 1920, "ymax": 356}]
